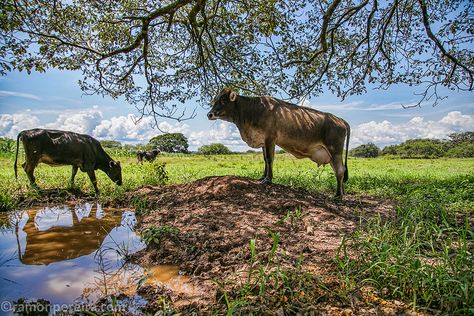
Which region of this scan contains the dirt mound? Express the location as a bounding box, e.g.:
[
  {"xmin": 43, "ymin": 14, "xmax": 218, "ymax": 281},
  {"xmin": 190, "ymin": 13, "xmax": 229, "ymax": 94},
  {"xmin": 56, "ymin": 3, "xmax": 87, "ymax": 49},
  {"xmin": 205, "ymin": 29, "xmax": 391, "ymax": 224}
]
[{"xmin": 128, "ymin": 176, "xmax": 394, "ymax": 310}]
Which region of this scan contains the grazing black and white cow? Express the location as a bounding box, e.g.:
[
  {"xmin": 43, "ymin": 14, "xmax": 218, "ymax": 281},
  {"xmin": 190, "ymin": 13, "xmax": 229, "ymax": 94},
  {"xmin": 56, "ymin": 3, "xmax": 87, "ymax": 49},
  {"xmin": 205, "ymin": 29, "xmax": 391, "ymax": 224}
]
[
  {"xmin": 207, "ymin": 88, "xmax": 351, "ymax": 197},
  {"xmin": 136, "ymin": 149, "xmax": 161, "ymax": 164},
  {"xmin": 14, "ymin": 129, "xmax": 122, "ymax": 192}
]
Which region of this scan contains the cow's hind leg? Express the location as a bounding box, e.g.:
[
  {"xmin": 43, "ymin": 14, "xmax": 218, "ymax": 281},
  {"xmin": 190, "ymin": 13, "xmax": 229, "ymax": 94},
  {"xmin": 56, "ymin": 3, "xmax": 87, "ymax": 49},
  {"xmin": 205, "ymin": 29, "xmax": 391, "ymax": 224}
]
[
  {"xmin": 86, "ymin": 170, "xmax": 99, "ymax": 194},
  {"xmin": 70, "ymin": 166, "xmax": 78, "ymax": 187},
  {"xmin": 330, "ymin": 154, "xmax": 345, "ymax": 197},
  {"xmin": 23, "ymin": 162, "xmax": 39, "ymax": 189}
]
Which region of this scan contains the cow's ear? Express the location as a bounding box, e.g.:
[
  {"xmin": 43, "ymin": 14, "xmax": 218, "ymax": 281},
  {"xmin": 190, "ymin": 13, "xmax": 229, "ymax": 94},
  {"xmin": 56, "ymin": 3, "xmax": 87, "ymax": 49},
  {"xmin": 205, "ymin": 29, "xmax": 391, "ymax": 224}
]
[
  {"xmin": 110, "ymin": 161, "xmax": 120, "ymax": 168},
  {"xmin": 229, "ymin": 91, "xmax": 236, "ymax": 102}
]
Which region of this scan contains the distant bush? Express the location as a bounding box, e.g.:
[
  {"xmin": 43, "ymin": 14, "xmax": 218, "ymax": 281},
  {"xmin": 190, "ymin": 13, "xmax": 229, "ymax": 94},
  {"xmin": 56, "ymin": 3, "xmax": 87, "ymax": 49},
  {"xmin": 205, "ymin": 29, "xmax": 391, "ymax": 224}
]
[
  {"xmin": 446, "ymin": 142, "xmax": 474, "ymax": 158},
  {"xmin": 378, "ymin": 132, "xmax": 474, "ymax": 159},
  {"xmin": 397, "ymin": 139, "xmax": 446, "ymax": 159},
  {"xmin": 381, "ymin": 145, "xmax": 398, "ymax": 156},
  {"xmin": 198, "ymin": 143, "xmax": 231, "ymax": 155},
  {"xmin": 447, "ymin": 132, "xmax": 474, "ymax": 146},
  {"xmin": 350, "ymin": 143, "xmax": 380, "ymax": 158},
  {"xmin": 445, "ymin": 132, "xmax": 474, "ymax": 158}
]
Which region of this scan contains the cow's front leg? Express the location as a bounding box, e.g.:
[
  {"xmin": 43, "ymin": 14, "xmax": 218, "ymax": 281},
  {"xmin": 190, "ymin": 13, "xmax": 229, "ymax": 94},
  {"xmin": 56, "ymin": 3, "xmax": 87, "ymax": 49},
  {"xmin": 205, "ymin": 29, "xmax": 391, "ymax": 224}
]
[
  {"xmin": 70, "ymin": 166, "xmax": 78, "ymax": 187},
  {"xmin": 86, "ymin": 170, "xmax": 99, "ymax": 194},
  {"xmin": 259, "ymin": 146, "xmax": 268, "ymax": 181},
  {"xmin": 260, "ymin": 140, "xmax": 275, "ymax": 184}
]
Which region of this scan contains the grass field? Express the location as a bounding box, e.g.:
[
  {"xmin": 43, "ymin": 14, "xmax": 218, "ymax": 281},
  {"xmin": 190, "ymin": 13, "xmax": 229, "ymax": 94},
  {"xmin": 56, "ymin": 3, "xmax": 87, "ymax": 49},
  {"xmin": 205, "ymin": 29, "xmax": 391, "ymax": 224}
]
[{"xmin": 1, "ymin": 153, "xmax": 473, "ymax": 313}]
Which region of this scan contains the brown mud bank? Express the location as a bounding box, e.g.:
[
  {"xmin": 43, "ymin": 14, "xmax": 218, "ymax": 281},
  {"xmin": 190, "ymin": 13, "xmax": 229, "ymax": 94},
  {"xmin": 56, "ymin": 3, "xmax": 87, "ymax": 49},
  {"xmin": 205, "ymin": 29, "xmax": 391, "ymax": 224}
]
[
  {"xmin": 13, "ymin": 187, "xmax": 122, "ymax": 210},
  {"xmin": 14, "ymin": 187, "xmax": 93, "ymax": 208},
  {"xmin": 126, "ymin": 176, "xmax": 400, "ymax": 313}
]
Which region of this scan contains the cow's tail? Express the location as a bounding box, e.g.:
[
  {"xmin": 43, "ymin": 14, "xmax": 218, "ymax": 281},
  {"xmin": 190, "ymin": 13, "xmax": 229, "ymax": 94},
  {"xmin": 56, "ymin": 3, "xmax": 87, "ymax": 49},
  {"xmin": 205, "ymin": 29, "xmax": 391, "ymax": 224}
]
[
  {"xmin": 343, "ymin": 121, "xmax": 350, "ymax": 183},
  {"xmin": 14, "ymin": 132, "xmax": 22, "ymax": 179}
]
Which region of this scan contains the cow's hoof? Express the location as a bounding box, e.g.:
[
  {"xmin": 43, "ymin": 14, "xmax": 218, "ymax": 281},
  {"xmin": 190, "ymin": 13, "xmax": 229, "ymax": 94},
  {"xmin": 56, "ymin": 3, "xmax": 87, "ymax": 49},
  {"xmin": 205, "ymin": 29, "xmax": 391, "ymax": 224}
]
[{"xmin": 259, "ymin": 178, "xmax": 272, "ymax": 185}]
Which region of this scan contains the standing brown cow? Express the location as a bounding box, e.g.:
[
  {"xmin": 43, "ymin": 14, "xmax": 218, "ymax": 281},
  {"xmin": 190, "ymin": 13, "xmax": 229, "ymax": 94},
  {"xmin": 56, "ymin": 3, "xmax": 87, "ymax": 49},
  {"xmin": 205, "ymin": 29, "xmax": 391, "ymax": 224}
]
[{"xmin": 207, "ymin": 88, "xmax": 350, "ymax": 197}]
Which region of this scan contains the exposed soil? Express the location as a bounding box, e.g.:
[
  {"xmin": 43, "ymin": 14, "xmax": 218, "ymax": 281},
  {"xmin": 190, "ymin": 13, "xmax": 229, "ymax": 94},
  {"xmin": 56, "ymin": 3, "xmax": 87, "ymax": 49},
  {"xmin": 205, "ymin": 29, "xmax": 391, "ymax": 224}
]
[
  {"xmin": 15, "ymin": 187, "xmax": 94, "ymax": 208},
  {"xmin": 126, "ymin": 176, "xmax": 405, "ymax": 314}
]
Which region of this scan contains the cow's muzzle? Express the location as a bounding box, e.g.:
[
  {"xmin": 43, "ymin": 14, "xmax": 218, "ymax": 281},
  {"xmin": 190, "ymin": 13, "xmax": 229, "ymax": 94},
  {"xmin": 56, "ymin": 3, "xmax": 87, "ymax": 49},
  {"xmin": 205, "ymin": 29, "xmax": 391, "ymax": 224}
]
[{"xmin": 207, "ymin": 111, "xmax": 217, "ymax": 120}]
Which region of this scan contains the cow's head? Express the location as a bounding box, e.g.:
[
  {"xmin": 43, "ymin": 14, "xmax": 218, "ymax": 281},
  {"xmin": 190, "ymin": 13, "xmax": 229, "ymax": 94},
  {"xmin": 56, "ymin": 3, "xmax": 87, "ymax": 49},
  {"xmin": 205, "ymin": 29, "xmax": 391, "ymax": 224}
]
[
  {"xmin": 108, "ymin": 160, "xmax": 122, "ymax": 185},
  {"xmin": 207, "ymin": 87, "xmax": 237, "ymax": 122}
]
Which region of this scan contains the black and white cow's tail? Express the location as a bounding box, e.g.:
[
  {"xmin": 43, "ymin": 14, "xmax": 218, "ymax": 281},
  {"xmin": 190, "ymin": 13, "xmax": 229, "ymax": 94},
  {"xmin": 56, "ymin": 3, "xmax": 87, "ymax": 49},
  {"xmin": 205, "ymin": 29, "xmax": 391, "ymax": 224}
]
[
  {"xmin": 14, "ymin": 131, "xmax": 23, "ymax": 179},
  {"xmin": 343, "ymin": 122, "xmax": 350, "ymax": 183}
]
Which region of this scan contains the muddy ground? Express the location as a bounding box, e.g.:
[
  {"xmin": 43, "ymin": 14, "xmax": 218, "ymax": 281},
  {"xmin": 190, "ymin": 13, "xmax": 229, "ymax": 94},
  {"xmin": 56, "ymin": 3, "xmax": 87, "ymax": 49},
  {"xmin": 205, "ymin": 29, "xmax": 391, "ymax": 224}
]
[
  {"xmin": 124, "ymin": 176, "xmax": 413, "ymax": 314},
  {"xmin": 14, "ymin": 176, "xmax": 422, "ymax": 314}
]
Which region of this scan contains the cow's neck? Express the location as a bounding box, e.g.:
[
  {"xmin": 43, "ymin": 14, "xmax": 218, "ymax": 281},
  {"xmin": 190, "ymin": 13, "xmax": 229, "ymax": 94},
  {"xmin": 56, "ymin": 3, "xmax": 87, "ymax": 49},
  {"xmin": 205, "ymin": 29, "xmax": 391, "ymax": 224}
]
[
  {"xmin": 96, "ymin": 149, "xmax": 113, "ymax": 171},
  {"xmin": 234, "ymin": 96, "xmax": 264, "ymax": 129}
]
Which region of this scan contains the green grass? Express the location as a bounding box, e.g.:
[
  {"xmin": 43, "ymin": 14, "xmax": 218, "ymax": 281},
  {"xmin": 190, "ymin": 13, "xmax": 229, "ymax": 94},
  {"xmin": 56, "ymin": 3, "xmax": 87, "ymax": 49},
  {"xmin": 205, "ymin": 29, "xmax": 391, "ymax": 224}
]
[
  {"xmin": 215, "ymin": 231, "xmax": 319, "ymax": 314},
  {"xmin": 1, "ymin": 153, "xmax": 473, "ymax": 313},
  {"xmin": 141, "ymin": 225, "xmax": 181, "ymax": 248}
]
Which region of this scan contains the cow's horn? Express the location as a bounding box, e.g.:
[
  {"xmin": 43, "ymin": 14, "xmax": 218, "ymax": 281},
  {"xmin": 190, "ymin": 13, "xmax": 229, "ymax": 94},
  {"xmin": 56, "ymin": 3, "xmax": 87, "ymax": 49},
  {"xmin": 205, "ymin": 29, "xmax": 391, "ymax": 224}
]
[
  {"xmin": 109, "ymin": 161, "xmax": 115, "ymax": 168},
  {"xmin": 229, "ymin": 91, "xmax": 236, "ymax": 102}
]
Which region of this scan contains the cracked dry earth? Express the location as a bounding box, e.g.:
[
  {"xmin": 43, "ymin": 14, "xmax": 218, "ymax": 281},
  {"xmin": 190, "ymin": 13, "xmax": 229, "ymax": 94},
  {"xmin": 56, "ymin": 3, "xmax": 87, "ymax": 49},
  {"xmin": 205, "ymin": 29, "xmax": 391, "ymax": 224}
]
[{"xmin": 127, "ymin": 176, "xmax": 396, "ymax": 313}]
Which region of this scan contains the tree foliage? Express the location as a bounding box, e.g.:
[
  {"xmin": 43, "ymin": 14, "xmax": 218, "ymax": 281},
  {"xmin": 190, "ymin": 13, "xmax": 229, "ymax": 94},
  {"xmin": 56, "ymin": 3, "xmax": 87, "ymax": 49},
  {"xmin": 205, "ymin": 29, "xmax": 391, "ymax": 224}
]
[
  {"xmin": 381, "ymin": 145, "xmax": 398, "ymax": 156},
  {"xmin": 350, "ymin": 143, "xmax": 380, "ymax": 158},
  {"xmin": 0, "ymin": 137, "xmax": 15, "ymax": 153},
  {"xmin": 149, "ymin": 133, "xmax": 189, "ymax": 153},
  {"xmin": 396, "ymin": 139, "xmax": 446, "ymax": 158},
  {"xmin": 1, "ymin": 0, "xmax": 472, "ymax": 121},
  {"xmin": 198, "ymin": 143, "xmax": 231, "ymax": 155},
  {"xmin": 100, "ymin": 140, "xmax": 122, "ymax": 148},
  {"xmin": 445, "ymin": 132, "xmax": 474, "ymax": 158},
  {"xmin": 446, "ymin": 132, "xmax": 474, "ymax": 147},
  {"xmin": 446, "ymin": 142, "xmax": 474, "ymax": 158},
  {"xmin": 380, "ymin": 133, "xmax": 474, "ymax": 158}
]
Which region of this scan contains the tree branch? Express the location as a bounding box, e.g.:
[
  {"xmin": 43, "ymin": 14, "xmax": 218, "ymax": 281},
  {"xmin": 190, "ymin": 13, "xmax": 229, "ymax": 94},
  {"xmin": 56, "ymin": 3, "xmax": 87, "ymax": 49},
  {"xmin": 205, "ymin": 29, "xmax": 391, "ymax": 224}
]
[{"xmin": 417, "ymin": 0, "xmax": 473, "ymax": 90}]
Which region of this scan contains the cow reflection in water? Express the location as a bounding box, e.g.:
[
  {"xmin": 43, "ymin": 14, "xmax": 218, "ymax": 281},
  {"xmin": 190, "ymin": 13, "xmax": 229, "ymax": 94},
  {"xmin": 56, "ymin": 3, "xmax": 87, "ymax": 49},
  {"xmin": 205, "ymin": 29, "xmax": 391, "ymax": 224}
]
[{"xmin": 19, "ymin": 204, "xmax": 123, "ymax": 265}]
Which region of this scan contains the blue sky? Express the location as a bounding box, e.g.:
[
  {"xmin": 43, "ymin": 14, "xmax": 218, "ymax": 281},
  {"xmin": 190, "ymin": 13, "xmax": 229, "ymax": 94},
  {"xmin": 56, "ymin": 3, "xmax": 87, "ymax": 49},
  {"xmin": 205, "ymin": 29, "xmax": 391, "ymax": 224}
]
[{"xmin": 0, "ymin": 69, "xmax": 473, "ymax": 151}]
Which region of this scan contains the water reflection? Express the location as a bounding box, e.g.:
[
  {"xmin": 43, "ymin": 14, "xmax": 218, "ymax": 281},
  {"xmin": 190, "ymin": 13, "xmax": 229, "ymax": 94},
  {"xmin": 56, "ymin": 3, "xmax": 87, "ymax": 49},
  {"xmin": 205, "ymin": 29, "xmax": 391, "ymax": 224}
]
[
  {"xmin": 20, "ymin": 205, "xmax": 123, "ymax": 265},
  {"xmin": 0, "ymin": 203, "xmax": 145, "ymax": 309},
  {"xmin": 0, "ymin": 204, "xmax": 197, "ymax": 314}
]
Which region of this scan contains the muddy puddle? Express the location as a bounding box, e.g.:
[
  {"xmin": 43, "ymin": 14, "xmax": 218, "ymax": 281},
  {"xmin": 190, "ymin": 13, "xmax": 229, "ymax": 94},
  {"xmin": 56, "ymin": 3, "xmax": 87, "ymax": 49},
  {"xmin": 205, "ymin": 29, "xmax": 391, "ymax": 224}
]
[{"xmin": 0, "ymin": 203, "xmax": 190, "ymax": 315}]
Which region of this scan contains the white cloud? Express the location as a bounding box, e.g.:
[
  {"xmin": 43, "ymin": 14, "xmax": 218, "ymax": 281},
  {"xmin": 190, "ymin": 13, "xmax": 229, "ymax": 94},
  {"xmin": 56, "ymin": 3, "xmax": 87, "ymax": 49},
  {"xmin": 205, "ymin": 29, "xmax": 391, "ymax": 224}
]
[
  {"xmin": 93, "ymin": 115, "xmax": 152, "ymax": 142},
  {"xmin": 92, "ymin": 115, "xmax": 189, "ymax": 143},
  {"xmin": 157, "ymin": 121, "xmax": 190, "ymax": 134},
  {"xmin": 1, "ymin": 108, "xmax": 472, "ymax": 152},
  {"xmin": 0, "ymin": 90, "xmax": 41, "ymax": 101},
  {"xmin": 305, "ymin": 100, "xmax": 411, "ymax": 112},
  {"xmin": 0, "ymin": 113, "xmax": 41, "ymax": 139},
  {"xmin": 189, "ymin": 122, "xmax": 247, "ymax": 150},
  {"xmin": 352, "ymin": 111, "xmax": 474, "ymax": 148},
  {"xmin": 44, "ymin": 109, "xmax": 103, "ymax": 135}
]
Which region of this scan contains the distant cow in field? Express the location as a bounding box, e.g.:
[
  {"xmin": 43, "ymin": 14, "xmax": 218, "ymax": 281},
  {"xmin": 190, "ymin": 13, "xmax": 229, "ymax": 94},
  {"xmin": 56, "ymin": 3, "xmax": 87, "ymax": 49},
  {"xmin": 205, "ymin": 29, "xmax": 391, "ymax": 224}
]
[
  {"xmin": 136, "ymin": 149, "xmax": 160, "ymax": 164},
  {"xmin": 14, "ymin": 129, "xmax": 122, "ymax": 193},
  {"xmin": 207, "ymin": 88, "xmax": 351, "ymax": 197}
]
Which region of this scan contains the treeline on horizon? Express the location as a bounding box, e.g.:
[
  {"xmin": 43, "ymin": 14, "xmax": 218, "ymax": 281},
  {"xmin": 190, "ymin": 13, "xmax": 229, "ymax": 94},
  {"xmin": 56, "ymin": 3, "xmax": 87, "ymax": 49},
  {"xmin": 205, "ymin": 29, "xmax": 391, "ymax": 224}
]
[
  {"xmin": 1, "ymin": 131, "xmax": 473, "ymax": 158},
  {"xmin": 350, "ymin": 132, "xmax": 474, "ymax": 159}
]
